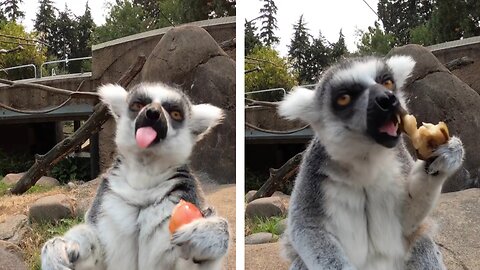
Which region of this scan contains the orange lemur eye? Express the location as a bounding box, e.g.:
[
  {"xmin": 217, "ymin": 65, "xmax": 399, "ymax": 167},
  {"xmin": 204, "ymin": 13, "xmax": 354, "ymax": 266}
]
[
  {"xmin": 130, "ymin": 102, "xmax": 144, "ymax": 111},
  {"xmin": 337, "ymin": 94, "xmax": 351, "ymax": 106},
  {"xmin": 170, "ymin": 110, "xmax": 183, "ymax": 121},
  {"xmin": 383, "ymin": 79, "xmax": 394, "ymax": 90}
]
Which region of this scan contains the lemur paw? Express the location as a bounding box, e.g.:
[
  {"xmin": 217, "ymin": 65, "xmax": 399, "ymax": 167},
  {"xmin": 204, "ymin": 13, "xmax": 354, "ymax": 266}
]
[
  {"xmin": 171, "ymin": 216, "xmax": 229, "ymax": 262},
  {"xmin": 41, "ymin": 237, "xmax": 80, "ymax": 270},
  {"xmin": 426, "ymin": 136, "xmax": 464, "ymax": 176}
]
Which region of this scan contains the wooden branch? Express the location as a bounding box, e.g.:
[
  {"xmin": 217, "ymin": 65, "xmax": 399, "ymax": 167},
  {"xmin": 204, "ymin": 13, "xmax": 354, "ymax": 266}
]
[
  {"xmin": 0, "ymin": 78, "xmax": 98, "ymax": 99},
  {"xmin": 247, "ymin": 151, "xmax": 304, "ymax": 203},
  {"xmin": 0, "ymin": 45, "xmax": 23, "ymax": 54},
  {"xmin": 445, "ymin": 56, "xmax": 474, "ymax": 71},
  {"xmin": 10, "ymin": 55, "xmax": 147, "ymax": 194}
]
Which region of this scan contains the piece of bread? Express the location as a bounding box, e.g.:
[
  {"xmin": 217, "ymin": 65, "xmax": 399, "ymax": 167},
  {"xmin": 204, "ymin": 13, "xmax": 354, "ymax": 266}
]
[{"xmin": 400, "ymin": 114, "xmax": 449, "ymax": 160}]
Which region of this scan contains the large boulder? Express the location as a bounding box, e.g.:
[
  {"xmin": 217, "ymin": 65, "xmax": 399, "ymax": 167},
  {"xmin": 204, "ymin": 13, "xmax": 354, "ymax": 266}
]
[
  {"xmin": 2, "ymin": 173, "xmax": 60, "ymax": 188},
  {"xmin": 245, "ymin": 197, "xmax": 287, "ymax": 219},
  {"xmin": 29, "ymin": 194, "xmax": 74, "ymax": 223},
  {"xmin": 0, "ymin": 215, "xmax": 27, "ymax": 242},
  {"xmin": 387, "ymin": 45, "xmax": 480, "ymax": 192},
  {"xmin": 0, "ymin": 247, "xmax": 27, "ymax": 270},
  {"xmin": 141, "ymin": 25, "xmax": 235, "ymax": 184}
]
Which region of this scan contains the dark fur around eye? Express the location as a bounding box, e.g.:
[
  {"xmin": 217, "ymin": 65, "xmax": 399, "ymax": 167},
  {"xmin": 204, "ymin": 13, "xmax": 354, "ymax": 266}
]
[
  {"xmin": 129, "ymin": 97, "xmax": 152, "ymax": 111},
  {"xmin": 331, "ymin": 83, "xmax": 365, "ymax": 111}
]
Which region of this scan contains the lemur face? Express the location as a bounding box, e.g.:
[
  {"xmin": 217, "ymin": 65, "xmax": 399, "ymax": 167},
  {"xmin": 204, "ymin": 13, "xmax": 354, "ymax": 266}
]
[
  {"xmin": 279, "ymin": 56, "xmax": 415, "ymax": 150},
  {"xmin": 98, "ymin": 83, "xmax": 223, "ymax": 163}
]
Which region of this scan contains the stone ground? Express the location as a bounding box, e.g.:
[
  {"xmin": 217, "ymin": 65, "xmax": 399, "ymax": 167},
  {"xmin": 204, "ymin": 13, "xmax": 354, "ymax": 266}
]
[
  {"xmin": 245, "ymin": 188, "xmax": 480, "ymax": 270},
  {"xmin": 0, "ymin": 181, "xmax": 236, "ymax": 270}
]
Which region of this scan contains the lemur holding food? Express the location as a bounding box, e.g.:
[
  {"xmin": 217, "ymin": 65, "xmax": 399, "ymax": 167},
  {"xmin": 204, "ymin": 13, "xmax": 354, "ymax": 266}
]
[
  {"xmin": 41, "ymin": 83, "xmax": 230, "ymax": 270},
  {"xmin": 279, "ymin": 56, "xmax": 464, "ymax": 270}
]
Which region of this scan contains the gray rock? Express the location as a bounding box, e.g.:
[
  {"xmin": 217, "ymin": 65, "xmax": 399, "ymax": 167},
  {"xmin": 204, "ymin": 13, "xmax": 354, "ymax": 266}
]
[
  {"xmin": 432, "ymin": 188, "xmax": 480, "ymax": 270},
  {"xmin": 2, "ymin": 173, "xmax": 60, "ymax": 188},
  {"xmin": 387, "ymin": 44, "xmax": 480, "ymax": 192},
  {"xmin": 0, "ymin": 247, "xmax": 27, "ymax": 270},
  {"xmin": 0, "ymin": 215, "xmax": 27, "ymax": 241},
  {"xmin": 245, "ymin": 190, "xmax": 257, "ymax": 202},
  {"xmin": 76, "ymin": 197, "xmax": 94, "ymax": 218},
  {"xmin": 245, "ymin": 197, "xmax": 287, "ymax": 219},
  {"xmin": 272, "ymin": 191, "xmax": 291, "ymax": 209},
  {"xmin": 245, "ymin": 232, "xmax": 278, "ymax": 245},
  {"xmin": 275, "ymin": 218, "xmax": 288, "ymax": 235},
  {"xmin": 141, "ymin": 25, "xmax": 235, "ymax": 184},
  {"xmin": 29, "ymin": 194, "xmax": 74, "ymax": 223}
]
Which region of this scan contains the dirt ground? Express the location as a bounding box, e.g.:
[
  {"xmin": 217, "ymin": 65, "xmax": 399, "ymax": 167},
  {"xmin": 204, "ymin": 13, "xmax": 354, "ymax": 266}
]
[{"xmin": 245, "ymin": 242, "xmax": 289, "ymax": 270}]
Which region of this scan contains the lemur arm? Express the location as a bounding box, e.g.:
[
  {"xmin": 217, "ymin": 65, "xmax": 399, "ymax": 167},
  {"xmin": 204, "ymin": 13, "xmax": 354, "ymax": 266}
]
[
  {"xmin": 402, "ymin": 136, "xmax": 464, "ymax": 236},
  {"xmin": 171, "ymin": 215, "xmax": 230, "ymax": 270},
  {"xmin": 41, "ymin": 224, "xmax": 105, "ymax": 270},
  {"xmin": 288, "ymin": 220, "xmax": 355, "ymax": 270}
]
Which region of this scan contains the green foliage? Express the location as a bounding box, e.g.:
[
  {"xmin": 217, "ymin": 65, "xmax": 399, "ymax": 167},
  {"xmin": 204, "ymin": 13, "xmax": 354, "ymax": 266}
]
[
  {"xmin": 259, "ymin": 0, "xmax": 279, "ymax": 46},
  {"xmin": 245, "ymin": 19, "xmax": 261, "ymax": 55},
  {"xmin": 50, "ymin": 157, "xmax": 89, "ymax": 184},
  {"xmin": 409, "ymin": 23, "xmax": 434, "ymax": 46},
  {"xmin": 330, "ymin": 29, "xmax": 349, "ymax": 62},
  {"xmin": 355, "ymin": 22, "xmax": 395, "ymax": 56},
  {"xmin": 288, "ymin": 15, "xmax": 312, "ymax": 84},
  {"xmin": 2, "ymin": 0, "xmax": 24, "ymax": 22},
  {"xmin": 0, "ymin": 149, "xmax": 34, "ymax": 176},
  {"xmin": 34, "ymin": 0, "xmax": 55, "ymax": 56},
  {"xmin": 247, "ymin": 216, "xmax": 284, "ymax": 236},
  {"xmin": 245, "ymin": 46, "xmax": 296, "ymax": 101},
  {"xmin": 0, "ymin": 181, "xmax": 9, "ymax": 196},
  {"xmin": 0, "ymin": 22, "xmax": 46, "ymax": 79}
]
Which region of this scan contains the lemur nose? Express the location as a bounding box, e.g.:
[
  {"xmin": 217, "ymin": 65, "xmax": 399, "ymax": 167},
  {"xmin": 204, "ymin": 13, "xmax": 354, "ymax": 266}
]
[
  {"xmin": 375, "ymin": 91, "xmax": 398, "ymax": 111},
  {"xmin": 146, "ymin": 107, "xmax": 160, "ymax": 120}
]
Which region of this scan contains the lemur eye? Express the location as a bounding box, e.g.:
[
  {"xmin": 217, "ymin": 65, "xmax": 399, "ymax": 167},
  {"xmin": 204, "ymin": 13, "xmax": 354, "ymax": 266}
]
[
  {"xmin": 382, "ymin": 79, "xmax": 394, "ymax": 90},
  {"xmin": 170, "ymin": 110, "xmax": 183, "ymax": 121},
  {"xmin": 130, "ymin": 102, "xmax": 144, "ymax": 111},
  {"xmin": 337, "ymin": 94, "xmax": 351, "ymax": 106}
]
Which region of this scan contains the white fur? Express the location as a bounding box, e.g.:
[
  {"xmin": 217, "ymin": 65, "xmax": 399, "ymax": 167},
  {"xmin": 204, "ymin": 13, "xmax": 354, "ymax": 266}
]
[
  {"xmin": 386, "ymin": 55, "xmax": 416, "ymax": 90},
  {"xmin": 278, "ymin": 87, "xmax": 317, "ymax": 123},
  {"xmin": 190, "ymin": 104, "xmax": 224, "ymax": 140},
  {"xmin": 98, "ymin": 84, "xmax": 128, "ymax": 118},
  {"xmin": 331, "ymin": 59, "xmax": 381, "ymax": 86},
  {"xmin": 41, "ymin": 83, "xmax": 229, "ymax": 270}
]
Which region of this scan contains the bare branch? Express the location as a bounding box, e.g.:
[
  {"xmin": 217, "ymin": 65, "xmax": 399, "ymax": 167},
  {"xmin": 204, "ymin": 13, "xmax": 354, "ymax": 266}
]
[
  {"xmin": 0, "ymin": 45, "xmax": 24, "ymax": 54},
  {"xmin": 0, "ymin": 78, "xmax": 98, "ymax": 99}
]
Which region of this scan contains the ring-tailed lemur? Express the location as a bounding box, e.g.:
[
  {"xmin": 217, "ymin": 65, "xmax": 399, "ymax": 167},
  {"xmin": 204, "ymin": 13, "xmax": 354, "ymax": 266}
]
[
  {"xmin": 278, "ymin": 56, "xmax": 464, "ymax": 270},
  {"xmin": 41, "ymin": 83, "xmax": 229, "ymax": 270}
]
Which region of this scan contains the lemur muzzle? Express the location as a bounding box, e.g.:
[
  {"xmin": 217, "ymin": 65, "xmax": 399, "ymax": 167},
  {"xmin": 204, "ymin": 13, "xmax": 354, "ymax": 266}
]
[{"xmin": 135, "ymin": 103, "xmax": 168, "ymax": 148}]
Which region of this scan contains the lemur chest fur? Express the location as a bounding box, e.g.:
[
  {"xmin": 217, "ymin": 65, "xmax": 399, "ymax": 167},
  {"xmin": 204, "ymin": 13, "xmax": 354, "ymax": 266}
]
[{"xmin": 323, "ymin": 166, "xmax": 406, "ymax": 269}]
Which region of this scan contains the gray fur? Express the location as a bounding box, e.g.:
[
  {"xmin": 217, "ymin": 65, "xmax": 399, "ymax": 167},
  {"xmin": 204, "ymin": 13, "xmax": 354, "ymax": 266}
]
[
  {"xmin": 405, "ymin": 236, "xmax": 446, "ymax": 270},
  {"xmin": 279, "ymin": 56, "xmax": 463, "ymax": 270}
]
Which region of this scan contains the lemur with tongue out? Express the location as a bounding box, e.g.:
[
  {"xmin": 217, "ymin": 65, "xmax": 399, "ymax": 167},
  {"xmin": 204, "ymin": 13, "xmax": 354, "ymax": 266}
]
[
  {"xmin": 41, "ymin": 83, "xmax": 229, "ymax": 270},
  {"xmin": 278, "ymin": 56, "xmax": 464, "ymax": 270}
]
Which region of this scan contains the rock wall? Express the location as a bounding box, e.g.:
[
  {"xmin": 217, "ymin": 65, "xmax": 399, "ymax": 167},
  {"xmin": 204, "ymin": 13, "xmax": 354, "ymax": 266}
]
[{"xmin": 387, "ymin": 45, "xmax": 480, "ymax": 192}]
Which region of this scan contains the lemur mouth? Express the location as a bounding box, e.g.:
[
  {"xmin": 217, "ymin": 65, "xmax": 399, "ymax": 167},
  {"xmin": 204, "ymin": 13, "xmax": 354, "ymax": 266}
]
[
  {"xmin": 136, "ymin": 127, "xmax": 158, "ymax": 149},
  {"xmin": 378, "ymin": 114, "xmax": 401, "ymax": 137}
]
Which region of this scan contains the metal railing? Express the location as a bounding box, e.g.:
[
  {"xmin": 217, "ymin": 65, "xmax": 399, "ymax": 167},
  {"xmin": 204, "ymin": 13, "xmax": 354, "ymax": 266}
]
[
  {"xmin": 0, "ymin": 64, "xmax": 37, "ymax": 80},
  {"xmin": 245, "ymin": 88, "xmax": 287, "ymax": 97},
  {"xmin": 40, "ymin": 56, "xmax": 92, "ymax": 78}
]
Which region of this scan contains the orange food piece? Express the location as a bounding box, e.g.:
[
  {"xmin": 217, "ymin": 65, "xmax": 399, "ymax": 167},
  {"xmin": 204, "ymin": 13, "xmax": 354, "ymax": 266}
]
[{"xmin": 169, "ymin": 200, "xmax": 203, "ymax": 233}]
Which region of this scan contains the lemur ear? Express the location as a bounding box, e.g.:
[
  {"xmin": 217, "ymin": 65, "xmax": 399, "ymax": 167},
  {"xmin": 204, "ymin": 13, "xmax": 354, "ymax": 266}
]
[
  {"xmin": 190, "ymin": 104, "xmax": 224, "ymax": 140},
  {"xmin": 278, "ymin": 87, "xmax": 317, "ymax": 123},
  {"xmin": 98, "ymin": 84, "xmax": 128, "ymax": 119},
  {"xmin": 386, "ymin": 55, "xmax": 416, "ymax": 90}
]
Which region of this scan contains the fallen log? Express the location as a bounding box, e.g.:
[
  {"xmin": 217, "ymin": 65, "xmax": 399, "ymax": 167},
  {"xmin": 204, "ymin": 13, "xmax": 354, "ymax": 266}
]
[
  {"xmin": 10, "ymin": 55, "xmax": 146, "ymax": 194},
  {"xmin": 247, "ymin": 151, "xmax": 304, "ymax": 203}
]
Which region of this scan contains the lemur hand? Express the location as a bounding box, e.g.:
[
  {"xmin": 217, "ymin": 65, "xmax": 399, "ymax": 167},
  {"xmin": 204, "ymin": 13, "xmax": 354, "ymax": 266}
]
[
  {"xmin": 171, "ymin": 216, "xmax": 229, "ymax": 262},
  {"xmin": 41, "ymin": 237, "xmax": 80, "ymax": 270},
  {"xmin": 425, "ymin": 136, "xmax": 464, "ymax": 176}
]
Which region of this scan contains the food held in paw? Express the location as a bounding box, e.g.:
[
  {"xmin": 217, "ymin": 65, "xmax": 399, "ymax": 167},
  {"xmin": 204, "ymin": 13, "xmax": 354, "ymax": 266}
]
[
  {"xmin": 169, "ymin": 200, "xmax": 203, "ymax": 233},
  {"xmin": 400, "ymin": 114, "xmax": 449, "ymax": 160}
]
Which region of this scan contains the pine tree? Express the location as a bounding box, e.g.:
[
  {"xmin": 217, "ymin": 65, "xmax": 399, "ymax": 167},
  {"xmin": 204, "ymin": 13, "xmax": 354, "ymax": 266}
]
[
  {"xmin": 2, "ymin": 0, "xmax": 24, "ymax": 22},
  {"xmin": 330, "ymin": 29, "xmax": 348, "ymax": 62},
  {"xmin": 133, "ymin": 0, "xmax": 160, "ymax": 29},
  {"xmin": 306, "ymin": 31, "xmax": 331, "ymax": 83},
  {"xmin": 76, "ymin": 2, "xmax": 95, "ymax": 58},
  {"xmin": 245, "ymin": 19, "xmax": 261, "ymax": 55},
  {"xmin": 288, "ymin": 15, "xmax": 311, "ymax": 84},
  {"xmin": 34, "ymin": 0, "xmax": 56, "ymax": 56},
  {"xmin": 259, "ymin": 0, "xmax": 279, "ymax": 46}
]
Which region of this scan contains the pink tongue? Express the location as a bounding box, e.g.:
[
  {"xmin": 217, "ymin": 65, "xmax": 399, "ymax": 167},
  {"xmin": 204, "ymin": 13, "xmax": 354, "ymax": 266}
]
[
  {"xmin": 135, "ymin": 127, "xmax": 157, "ymax": 149},
  {"xmin": 379, "ymin": 121, "xmax": 398, "ymax": 136}
]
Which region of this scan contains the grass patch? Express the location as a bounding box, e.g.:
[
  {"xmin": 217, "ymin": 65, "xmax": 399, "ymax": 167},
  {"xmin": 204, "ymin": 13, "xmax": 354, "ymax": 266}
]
[
  {"xmin": 0, "ymin": 181, "xmax": 9, "ymax": 195},
  {"xmin": 245, "ymin": 215, "xmax": 285, "ymax": 236},
  {"xmin": 20, "ymin": 217, "xmax": 83, "ymax": 270},
  {"xmin": 0, "ymin": 182, "xmax": 55, "ymax": 197}
]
